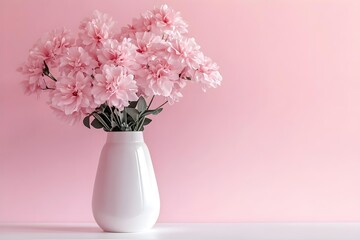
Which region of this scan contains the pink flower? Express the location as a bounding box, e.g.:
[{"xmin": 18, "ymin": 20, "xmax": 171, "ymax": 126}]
[
  {"xmin": 50, "ymin": 72, "xmax": 95, "ymax": 117},
  {"xmin": 193, "ymin": 54, "xmax": 222, "ymax": 90},
  {"xmin": 18, "ymin": 57, "xmax": 55, "ymax": 95},
  {"xmin": 30, "ymin": 28, "xmax": 75, "ymax": 67},
  {"xmin": 167, "ymin": 84, "xmax": 184, "ymax": 104},
  {"xmin": 59, "ymin": 47, "xmax": 98, "ymax": 76},
  {"xmin": 146, "ymin": 4, "xmax": 188, "ymax": 38},
  {"xmin": 19, "ymin": 6, "xmax": 223, "ymax": 127},
  {"xmin": 78, "ymin": 10, "xmax": 117, "ymax": 51},
  {"xmin": 120, "ymin": 16, "xmax": 152, "ymax": 40},
  {"xmin": 133, "ymin": 32, "xmax": 166, "ymax": 64},
  {"xmin": 18, "ymin": 57, "xmax": 44, "ymax": 76},
  {"xmin": 92, "ymin": 65, "xmax": 138, "ymax": 109},
  {"xmin": 133, "ymin": 32, "xmax": 156, "ymax": 54},
  {"xmin": 169, "ymin": 37, "xmax": 202, "ymax": 70},
  {"xmin": 137, "ymin": 53, "xmax": 186, "ymax": 100},
  {"xmin": 121, "ymin": 5, "xmax": 188, "ymax": 40},
  {"xmin": 97, "ymin": 38, "xmax": 138, "ymax": 70}
]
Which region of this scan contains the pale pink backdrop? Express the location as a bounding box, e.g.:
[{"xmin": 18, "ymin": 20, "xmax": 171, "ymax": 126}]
[{"xmin": 1, "ymin": 0, "xmax": 360, "ymax": 223}]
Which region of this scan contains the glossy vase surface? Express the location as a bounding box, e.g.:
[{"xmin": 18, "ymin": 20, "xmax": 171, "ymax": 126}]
[{"xmin": 92, "ymin": 132, "xmax": 160, "ymax": 232}]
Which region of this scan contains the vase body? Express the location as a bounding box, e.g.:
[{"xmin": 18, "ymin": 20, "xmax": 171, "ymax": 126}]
[{"xmin": 92, "ymin": 132, "xmax": 160, "ymax": 232}]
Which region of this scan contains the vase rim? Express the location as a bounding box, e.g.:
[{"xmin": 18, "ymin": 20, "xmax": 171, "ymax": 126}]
[
  {"xmin": 106, "ymin": 131, "xmax": 144, "ymax": 143},
  {"xmin": 106, "ymin": 131, "xmax": 143, "ymax": 133}
]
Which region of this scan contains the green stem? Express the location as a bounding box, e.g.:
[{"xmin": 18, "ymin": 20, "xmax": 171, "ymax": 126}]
[
  {"xmin": 136, "ymin": 117, "xmax": 145, "ymax": 131},
  {"xmin": 147, "ymin": 95, "xmax": 155, "ymax": 110},
  {"xmin": 43, "ymin": 61, "xmax": 57, "ymax": 82},
  {"xmin": 156, "ymin": 100, "xmax": 168, "ymax": 109},
  {"xmin": 42, "ymin": 86, "xmax": 55, "ymax": 90},
  {"xmin": 101, "ymin": 109, "xmax": 112, "ymax": 127},
  {"xmin": 112, "ymin": 107, "xmax": 122, "ymax": 128},
  {"xmin": 46, "ymin": 72, "xmax": 57, "ymax": 82},
  {"xmin": 92, "ymin": 112, "xmax": 111, "ymax": 131}
]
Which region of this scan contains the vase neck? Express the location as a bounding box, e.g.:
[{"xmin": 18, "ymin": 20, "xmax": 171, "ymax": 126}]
[{"xmin": 106, "ymin": 132, "xmax": 144, "ymax": 143}]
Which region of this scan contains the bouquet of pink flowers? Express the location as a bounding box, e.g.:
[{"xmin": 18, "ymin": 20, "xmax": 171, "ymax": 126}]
[{"xmin": 18, "ymin": 5, "xmax": 222, "ymax": 131}]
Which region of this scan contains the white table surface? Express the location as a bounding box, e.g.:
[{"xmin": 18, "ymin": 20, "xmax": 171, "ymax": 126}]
[{"xmin": 1, "ymin": 222, "xmax": 360, "ymax": 240}]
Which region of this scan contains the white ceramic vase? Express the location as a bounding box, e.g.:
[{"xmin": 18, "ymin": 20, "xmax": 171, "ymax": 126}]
[{"xmin": 92, "ymin": 132, "xmax": 160, "ymax": 232}]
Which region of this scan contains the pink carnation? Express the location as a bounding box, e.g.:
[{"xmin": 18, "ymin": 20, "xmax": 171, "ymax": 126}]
[
  {"xmin": 133, "ymin": 32, "xmax": 166, "ymax": 64},
  {"xmin": 146, "ymin": 4, "xmax": 188, "ymax": 38},
  {"xmin": 133, "ymin": 32, "xmax": 157, "ymax": 54},
  {"xmin": 97, "ymin": 38, "xmax": 138, "ymax": 70},
  {"xmin": 137, "ymin": 53, "xmax": 185, "ymax": 100},
  {"xmin": 120, "ymin": 16, "xmax": 152, "ymax": 40},
  {"xmin": 167, "ymin": 84, "xmax": 185, "ymax": 104},
  {"xmin": 18, "ymin": 57, "xmax": 55, "ymax": 95},
  {"xmin": 193, "ymin": 54, "xmax": 222, "ymax": 90},
  {"xmin": 92, "ymin": 65, "xmax": 138, "ymax": 109},
  {"xmin": 29, "ymin": 28, "xmax": 75, "ymax": 67},
  {"xmin": 18, "ymin": 57, "xmax": 44, "ymax": 76},
  {"xmin": 169, "ymin": 37, "xmax": 202, "ymax": 70},
  {"xmin": 59, "ymin": 47, "xmax": 98, "ymax": 76},
  {"xmin": 121, "ymin": 5, "xmax": 187, "ymax": 40},
  {"xmin": 50, "ymin": 72, "xmax": 95, "ymax": 117},
  {"xmin": 18, "ymin": 6, "xmax": 223, "ymax": 127},
  {"xmin": 78, "ymin": 10, "xmax": 117, "ymax": 51}
]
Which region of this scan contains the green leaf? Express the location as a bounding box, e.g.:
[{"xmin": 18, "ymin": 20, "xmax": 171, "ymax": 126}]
[
  {"xmin": 110, "ymin": 109, "xmax": 119, "ymax": 129},
  {"xmin": 111, "ymin": 120, "xmax": 118, "ymax": 128},
  {"xmin": 97, "ymin": 104, "xmax": 107, "ymax": 113},
  {"xmin": 113, "ymin": 109, "xmax": 122, "ymax": 126},
  {"xmin": 128, "ymin": 100, "xmax": 137, "ymax": 108},
  {"xmin": 120, "ymin": 122, "xmax": 127, "ymax": 131},
  {"xmin": 110, "ymin": 126, "xmax": 121, "ymax": 131},
  {"xmin": 140, "ymin": 111, "xmax": 153, "ymax": 117},
  {"xmin": 136, "ymin": 96, "xmax": 147, "ymax": 112},
  {"xmin": 143, "ymin": 118, "xmax": 152, "ymax": 126},
  {"xmin": 83, "ymin": 115, "xmax": 91, "ymax": 129},
  {"xmin": 125, "ymin": 108, "xmax": 140, "ymax": 121},
  {"xmin": 99, "ymin": 112, "xmax": 112, "ymax": 126},
  {"xmin": 123, "ymin": 108, "xmax": 127, "ymax": 124},
  {"xmin": 152, "ymin": 108, "xmax": 163, "ymax": 115},
  {"xmin": 92, "ymin": 112, "xmax": 111, "ymax": 131},
  {"xmin": 91, "ymin": 118, "xmax": 103, "ymax": 129},
  {"xmin": 114, "ymin": 109, "xmax": 122, "ymax": 122},
  {"xmin": 140, "ymin": 108, "xmax": 163, "ymax": 117}
]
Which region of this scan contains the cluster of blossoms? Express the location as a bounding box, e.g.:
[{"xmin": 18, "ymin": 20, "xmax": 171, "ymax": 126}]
[{"xmin": 18, "ymin": 5, "xmax": 222, "ymax": 128}]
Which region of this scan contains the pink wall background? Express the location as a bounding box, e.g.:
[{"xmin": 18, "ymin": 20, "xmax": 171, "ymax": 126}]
[{"xmin": 1, "ymin": 0, "xmax": 360, "ymax": 223}]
